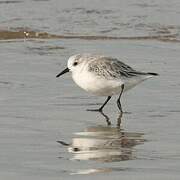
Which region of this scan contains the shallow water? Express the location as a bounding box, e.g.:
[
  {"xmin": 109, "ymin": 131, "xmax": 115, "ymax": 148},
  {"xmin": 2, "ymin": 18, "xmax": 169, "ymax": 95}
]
[{"xmin": 0, "ymin": 0, "xmax": 180, "ymax": 179}]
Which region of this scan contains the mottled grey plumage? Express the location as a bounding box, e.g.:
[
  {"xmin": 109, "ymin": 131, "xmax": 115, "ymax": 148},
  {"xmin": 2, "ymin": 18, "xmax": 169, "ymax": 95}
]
[
  {"xmin": 56, "ymin": 53, "xmax": 158, "ymax": 114},
  {"xmin": 88, "ymin": 56, "xmax": 149, "ymax": 79}
]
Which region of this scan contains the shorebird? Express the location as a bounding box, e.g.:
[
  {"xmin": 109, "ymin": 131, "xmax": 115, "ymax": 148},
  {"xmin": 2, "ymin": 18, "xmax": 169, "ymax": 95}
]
[{"xmin": 56, "ymin": 54, "xmax": 158, "ymax": 113}]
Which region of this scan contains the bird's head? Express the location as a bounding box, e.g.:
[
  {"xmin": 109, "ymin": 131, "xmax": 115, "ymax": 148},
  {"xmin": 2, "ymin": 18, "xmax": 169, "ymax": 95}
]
[{"xmin": 56, "ymin": 54, "xmax": 87, "ymax": 77}]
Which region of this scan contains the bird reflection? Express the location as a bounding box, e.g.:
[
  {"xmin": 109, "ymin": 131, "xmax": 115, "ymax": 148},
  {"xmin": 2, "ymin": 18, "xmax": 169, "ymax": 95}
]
[
  {"xmin": 99, "ymin": 111, "xmax": 123, "ymax": 127},
  {"xmin": 58, "ymin": 124, "xmax": 146, "ymax": 162}
]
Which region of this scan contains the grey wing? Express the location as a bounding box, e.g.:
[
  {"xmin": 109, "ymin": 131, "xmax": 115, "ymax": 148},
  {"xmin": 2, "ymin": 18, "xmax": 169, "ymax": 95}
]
[{"xmin": 88, "ymin": 57, "xmax": 147, "ymax": 79}]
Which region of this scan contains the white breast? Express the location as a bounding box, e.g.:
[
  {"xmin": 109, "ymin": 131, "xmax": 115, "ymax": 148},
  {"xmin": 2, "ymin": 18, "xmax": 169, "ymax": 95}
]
[{"xmin": 72, "ymin": 70, "xmax": 123, "ymax": 96}]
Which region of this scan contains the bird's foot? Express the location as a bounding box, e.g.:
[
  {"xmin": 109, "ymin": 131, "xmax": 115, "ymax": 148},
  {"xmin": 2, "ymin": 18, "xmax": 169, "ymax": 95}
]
[{"xmin": 86, "ymin": 108, "xmax": 102, "ymax": 112}]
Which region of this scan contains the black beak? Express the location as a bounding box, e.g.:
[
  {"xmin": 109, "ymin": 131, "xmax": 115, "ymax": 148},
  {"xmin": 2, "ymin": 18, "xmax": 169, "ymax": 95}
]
[{"xmin": 56, "ymin": 68, "xmax": 69, "ymax": 77}]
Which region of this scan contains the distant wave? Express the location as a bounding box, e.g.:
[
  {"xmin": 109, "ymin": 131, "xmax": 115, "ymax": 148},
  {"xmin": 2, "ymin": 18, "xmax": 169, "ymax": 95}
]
[{"xmin": 0, "ymin": 28, "xmax": 179, "ymax": 42}]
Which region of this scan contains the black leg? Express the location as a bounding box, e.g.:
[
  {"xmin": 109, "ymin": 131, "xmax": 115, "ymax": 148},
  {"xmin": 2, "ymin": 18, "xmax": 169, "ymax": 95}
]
[
  {"xmin": 117, "ymin": 84, "xmax": 124, "ymax": 113},
  {"xmin": 87, "ymin": 96, "xmax": 111, "ymax": 112}
]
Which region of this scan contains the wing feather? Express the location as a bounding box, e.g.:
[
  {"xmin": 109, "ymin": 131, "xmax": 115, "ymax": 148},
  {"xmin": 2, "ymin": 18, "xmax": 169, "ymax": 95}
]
[{"xmin": 88, "ymin": 56, "xmax": 146, "ymax": 79}]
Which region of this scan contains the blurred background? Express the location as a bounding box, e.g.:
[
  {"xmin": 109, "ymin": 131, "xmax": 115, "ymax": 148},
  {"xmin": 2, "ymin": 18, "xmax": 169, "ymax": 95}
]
[{"xmin": 0, "ymin": 0, "xmax": 180, "ymax": 180}]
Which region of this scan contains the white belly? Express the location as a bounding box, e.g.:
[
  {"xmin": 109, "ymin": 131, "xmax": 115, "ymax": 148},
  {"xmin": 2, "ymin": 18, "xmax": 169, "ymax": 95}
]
[
  {"xmin": 72, "ymin": 71, "xmax": 124, "ymax": 96},
  {"xmin": 72, "ymin": 71, "xmax": 148, "ymax": 96}
]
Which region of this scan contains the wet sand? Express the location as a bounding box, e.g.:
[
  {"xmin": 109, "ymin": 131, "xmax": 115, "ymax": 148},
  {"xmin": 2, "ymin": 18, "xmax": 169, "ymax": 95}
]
[{"xmin": 0, "ymin": 0, "xmax": 180, "ymax": 179}]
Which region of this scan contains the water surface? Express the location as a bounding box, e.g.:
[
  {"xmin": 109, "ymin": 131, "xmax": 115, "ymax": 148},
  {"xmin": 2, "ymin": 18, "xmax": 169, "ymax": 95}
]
[{"xmin": 0, "ymin": 0, "xmax": 180, "ymax": 179}]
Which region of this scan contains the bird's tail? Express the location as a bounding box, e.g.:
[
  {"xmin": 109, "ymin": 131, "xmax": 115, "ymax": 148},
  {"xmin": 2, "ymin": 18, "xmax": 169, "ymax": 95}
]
[{"xmin": 147, "ymin": 72, "xmax": 159, "ymax": 76}]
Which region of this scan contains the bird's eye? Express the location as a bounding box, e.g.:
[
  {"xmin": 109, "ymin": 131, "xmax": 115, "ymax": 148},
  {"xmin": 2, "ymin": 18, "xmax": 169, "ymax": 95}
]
[{"xmin": 73, "ymin": 62, "xmax": 78, "ymax": 66}]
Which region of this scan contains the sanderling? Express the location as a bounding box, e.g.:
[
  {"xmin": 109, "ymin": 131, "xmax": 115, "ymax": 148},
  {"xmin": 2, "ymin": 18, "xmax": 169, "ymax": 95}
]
[{"xmin": 56, "ymin": 54, "xmax": 158, "ymax": 112}]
